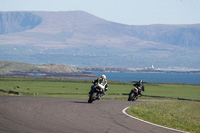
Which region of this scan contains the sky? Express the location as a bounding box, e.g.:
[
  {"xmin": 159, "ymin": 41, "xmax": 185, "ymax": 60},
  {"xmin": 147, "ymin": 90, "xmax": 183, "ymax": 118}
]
[{"xmin": 0, "ymin": 0, "xmax": 200, "ymax": 25}]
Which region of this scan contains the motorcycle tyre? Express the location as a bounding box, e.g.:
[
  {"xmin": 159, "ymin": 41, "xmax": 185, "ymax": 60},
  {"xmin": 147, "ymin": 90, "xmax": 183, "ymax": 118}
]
[
  {"xmin": 128, "ymin": 92, "xmax": 133, "ymax": 101},
  {"xmin": 88, "ymin": 92, "xmax": 97, "ymax": 103},
  {"xmin": 128, "ymin": 92, "xmax": 137, "ymax": 101}
]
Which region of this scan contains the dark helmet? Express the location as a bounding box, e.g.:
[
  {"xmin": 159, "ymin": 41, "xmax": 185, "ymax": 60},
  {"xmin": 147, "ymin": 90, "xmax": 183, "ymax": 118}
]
[{"xmin": 139, "ymin": 80, "xmax": 143, "ymax": 84}]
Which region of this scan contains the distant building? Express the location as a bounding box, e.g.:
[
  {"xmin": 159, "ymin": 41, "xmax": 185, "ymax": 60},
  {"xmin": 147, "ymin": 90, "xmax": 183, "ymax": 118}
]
[{"xmin": 144, "ymin": 65, "xmax": 155, "ymax": 70}]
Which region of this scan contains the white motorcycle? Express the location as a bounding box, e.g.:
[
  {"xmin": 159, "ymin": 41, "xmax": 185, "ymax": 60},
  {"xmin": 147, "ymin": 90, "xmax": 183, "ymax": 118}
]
[{"xmin": 88, "ymin": 83, "xmax": 105, "ymax": 103}]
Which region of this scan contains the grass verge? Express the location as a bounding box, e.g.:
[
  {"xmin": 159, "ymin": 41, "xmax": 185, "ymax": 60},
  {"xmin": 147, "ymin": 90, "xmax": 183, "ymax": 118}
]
[{"xmin": 127, "ymin": 100, "xmax": 200, "ymax": 133}]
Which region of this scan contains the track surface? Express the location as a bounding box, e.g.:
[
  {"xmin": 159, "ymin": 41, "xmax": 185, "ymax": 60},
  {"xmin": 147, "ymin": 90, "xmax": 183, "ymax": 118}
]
[{"xmin": 0, "ymin": 95, "xmax": 182, "ymax": 133}]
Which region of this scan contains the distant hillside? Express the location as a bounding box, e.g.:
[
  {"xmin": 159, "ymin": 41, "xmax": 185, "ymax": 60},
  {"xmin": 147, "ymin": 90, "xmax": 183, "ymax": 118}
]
[
  {"xmin": 130, "ymin": 24, "xmax": 200, "ymax": 47},
  {"xmin": 0, "ymin": 12, "xmax": 42, "ymax": 34},
  {"xmin": 0, "ymin": 11, "xmax": 200, "ymax": 68},
  {"xmin": 0, "ymin": 61, "xmax": 96, "ymax": 79},
  {"xmin": 0, "ymin": 61, "xmax": 80, "ymax": 74},
  {"xmin": 0, "ymin": 61, "xmax": 41, "ymax": 74},
  {"xmin": 37, "ymin": 63, "xmax": 81, "ymax": 73}
]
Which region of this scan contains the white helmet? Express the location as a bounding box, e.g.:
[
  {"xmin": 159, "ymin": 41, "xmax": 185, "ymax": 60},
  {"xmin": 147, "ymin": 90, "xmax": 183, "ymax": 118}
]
[{"xmin": 101, "ymin": 75, "xmax": 106, "ymax": 79}]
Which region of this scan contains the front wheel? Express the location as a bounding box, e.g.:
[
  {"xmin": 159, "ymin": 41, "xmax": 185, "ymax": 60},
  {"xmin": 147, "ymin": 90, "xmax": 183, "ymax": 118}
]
[
  {"xmin": 88, "ymin": 92, "xmax": 97, "ymax": 103},
  {"xmin": 128, "ymin": 92, "xmax": 137, "ymax": 101},
  {"xmin": 128, "ymin": 92, "xmax": 133, "ymax": 101}
]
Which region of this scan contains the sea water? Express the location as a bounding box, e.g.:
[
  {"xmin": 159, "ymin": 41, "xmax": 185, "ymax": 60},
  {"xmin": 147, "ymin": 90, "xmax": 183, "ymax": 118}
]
[{"xmin": 93, "ymin": 72, "xmax": 200, "ymax": 84}]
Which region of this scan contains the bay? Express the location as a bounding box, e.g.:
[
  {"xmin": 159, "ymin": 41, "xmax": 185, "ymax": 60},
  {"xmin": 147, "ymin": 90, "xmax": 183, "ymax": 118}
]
[{"xmin": 93, "ymin": 72, "xmax": 200, "ymax": 84}]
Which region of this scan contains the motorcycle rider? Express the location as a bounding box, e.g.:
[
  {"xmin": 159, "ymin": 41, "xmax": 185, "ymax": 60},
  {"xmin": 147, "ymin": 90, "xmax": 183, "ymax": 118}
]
[
  {"xmin": 90, "ymin": 75, "xmax": 108, "ymax": 96},
  {"xmin": 133, "ymin": 80, "xmax": 144, "ymax": 96}
]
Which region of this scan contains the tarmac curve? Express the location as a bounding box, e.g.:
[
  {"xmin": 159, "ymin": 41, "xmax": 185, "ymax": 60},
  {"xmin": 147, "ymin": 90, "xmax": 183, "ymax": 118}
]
[{"xmin": 0, "ymin": 95, "xmax": 186, "ymax": 133}]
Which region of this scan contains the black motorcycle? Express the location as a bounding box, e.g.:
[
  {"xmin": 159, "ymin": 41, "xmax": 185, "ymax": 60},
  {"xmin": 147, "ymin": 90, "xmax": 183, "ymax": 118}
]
[
  {"xmin": 128, "ymin": 87, "xmax": 139, "ymax": 101},
  {"xmin": 88, "ymin": 83, "xmax": 105, "ymax": 103}
]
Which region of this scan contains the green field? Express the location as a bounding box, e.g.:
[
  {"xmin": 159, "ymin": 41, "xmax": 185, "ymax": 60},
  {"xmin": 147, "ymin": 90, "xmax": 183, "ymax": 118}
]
[
  {"xmin": 1, "ymin": 78, "xmax": 200, "ymax": 100},
  {"xmin": 0, "ymin": 77, "xmax": 200, "ymax": 133}
]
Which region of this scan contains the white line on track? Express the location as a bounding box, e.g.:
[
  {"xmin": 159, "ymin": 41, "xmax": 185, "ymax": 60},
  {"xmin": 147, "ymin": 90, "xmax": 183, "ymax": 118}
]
[{"xmin": 122, "ymin": 107, "xmax": 189, "ymax": 133}]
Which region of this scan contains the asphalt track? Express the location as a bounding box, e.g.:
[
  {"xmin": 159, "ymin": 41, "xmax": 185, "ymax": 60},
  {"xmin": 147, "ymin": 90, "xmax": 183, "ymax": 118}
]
[{"xmin": 0, "ymin": 95, "xmax": 185, "ymax": 133}]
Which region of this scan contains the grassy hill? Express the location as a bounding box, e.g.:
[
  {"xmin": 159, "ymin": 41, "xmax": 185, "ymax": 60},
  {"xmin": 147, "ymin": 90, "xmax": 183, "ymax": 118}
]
[
  {"xmin": 0, "ymin": 61, "xmax": 81, "ymax": 74},
  {"xmin": 0, "ymin": 61, "xmax": 41, "ymax": 74}
]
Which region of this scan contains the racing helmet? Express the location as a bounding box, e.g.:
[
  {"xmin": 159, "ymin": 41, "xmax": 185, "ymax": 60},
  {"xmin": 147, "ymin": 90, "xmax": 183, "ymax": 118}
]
[{"xmin": 101, "ymin": 75, "xmax": 106, "ymax": 79}]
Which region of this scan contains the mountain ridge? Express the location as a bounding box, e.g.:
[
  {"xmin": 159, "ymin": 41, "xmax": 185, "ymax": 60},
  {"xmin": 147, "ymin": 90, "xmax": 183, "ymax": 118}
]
[{"xmin": 0, "ymin": 11, "xmax": 200, "ymax": 68}]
